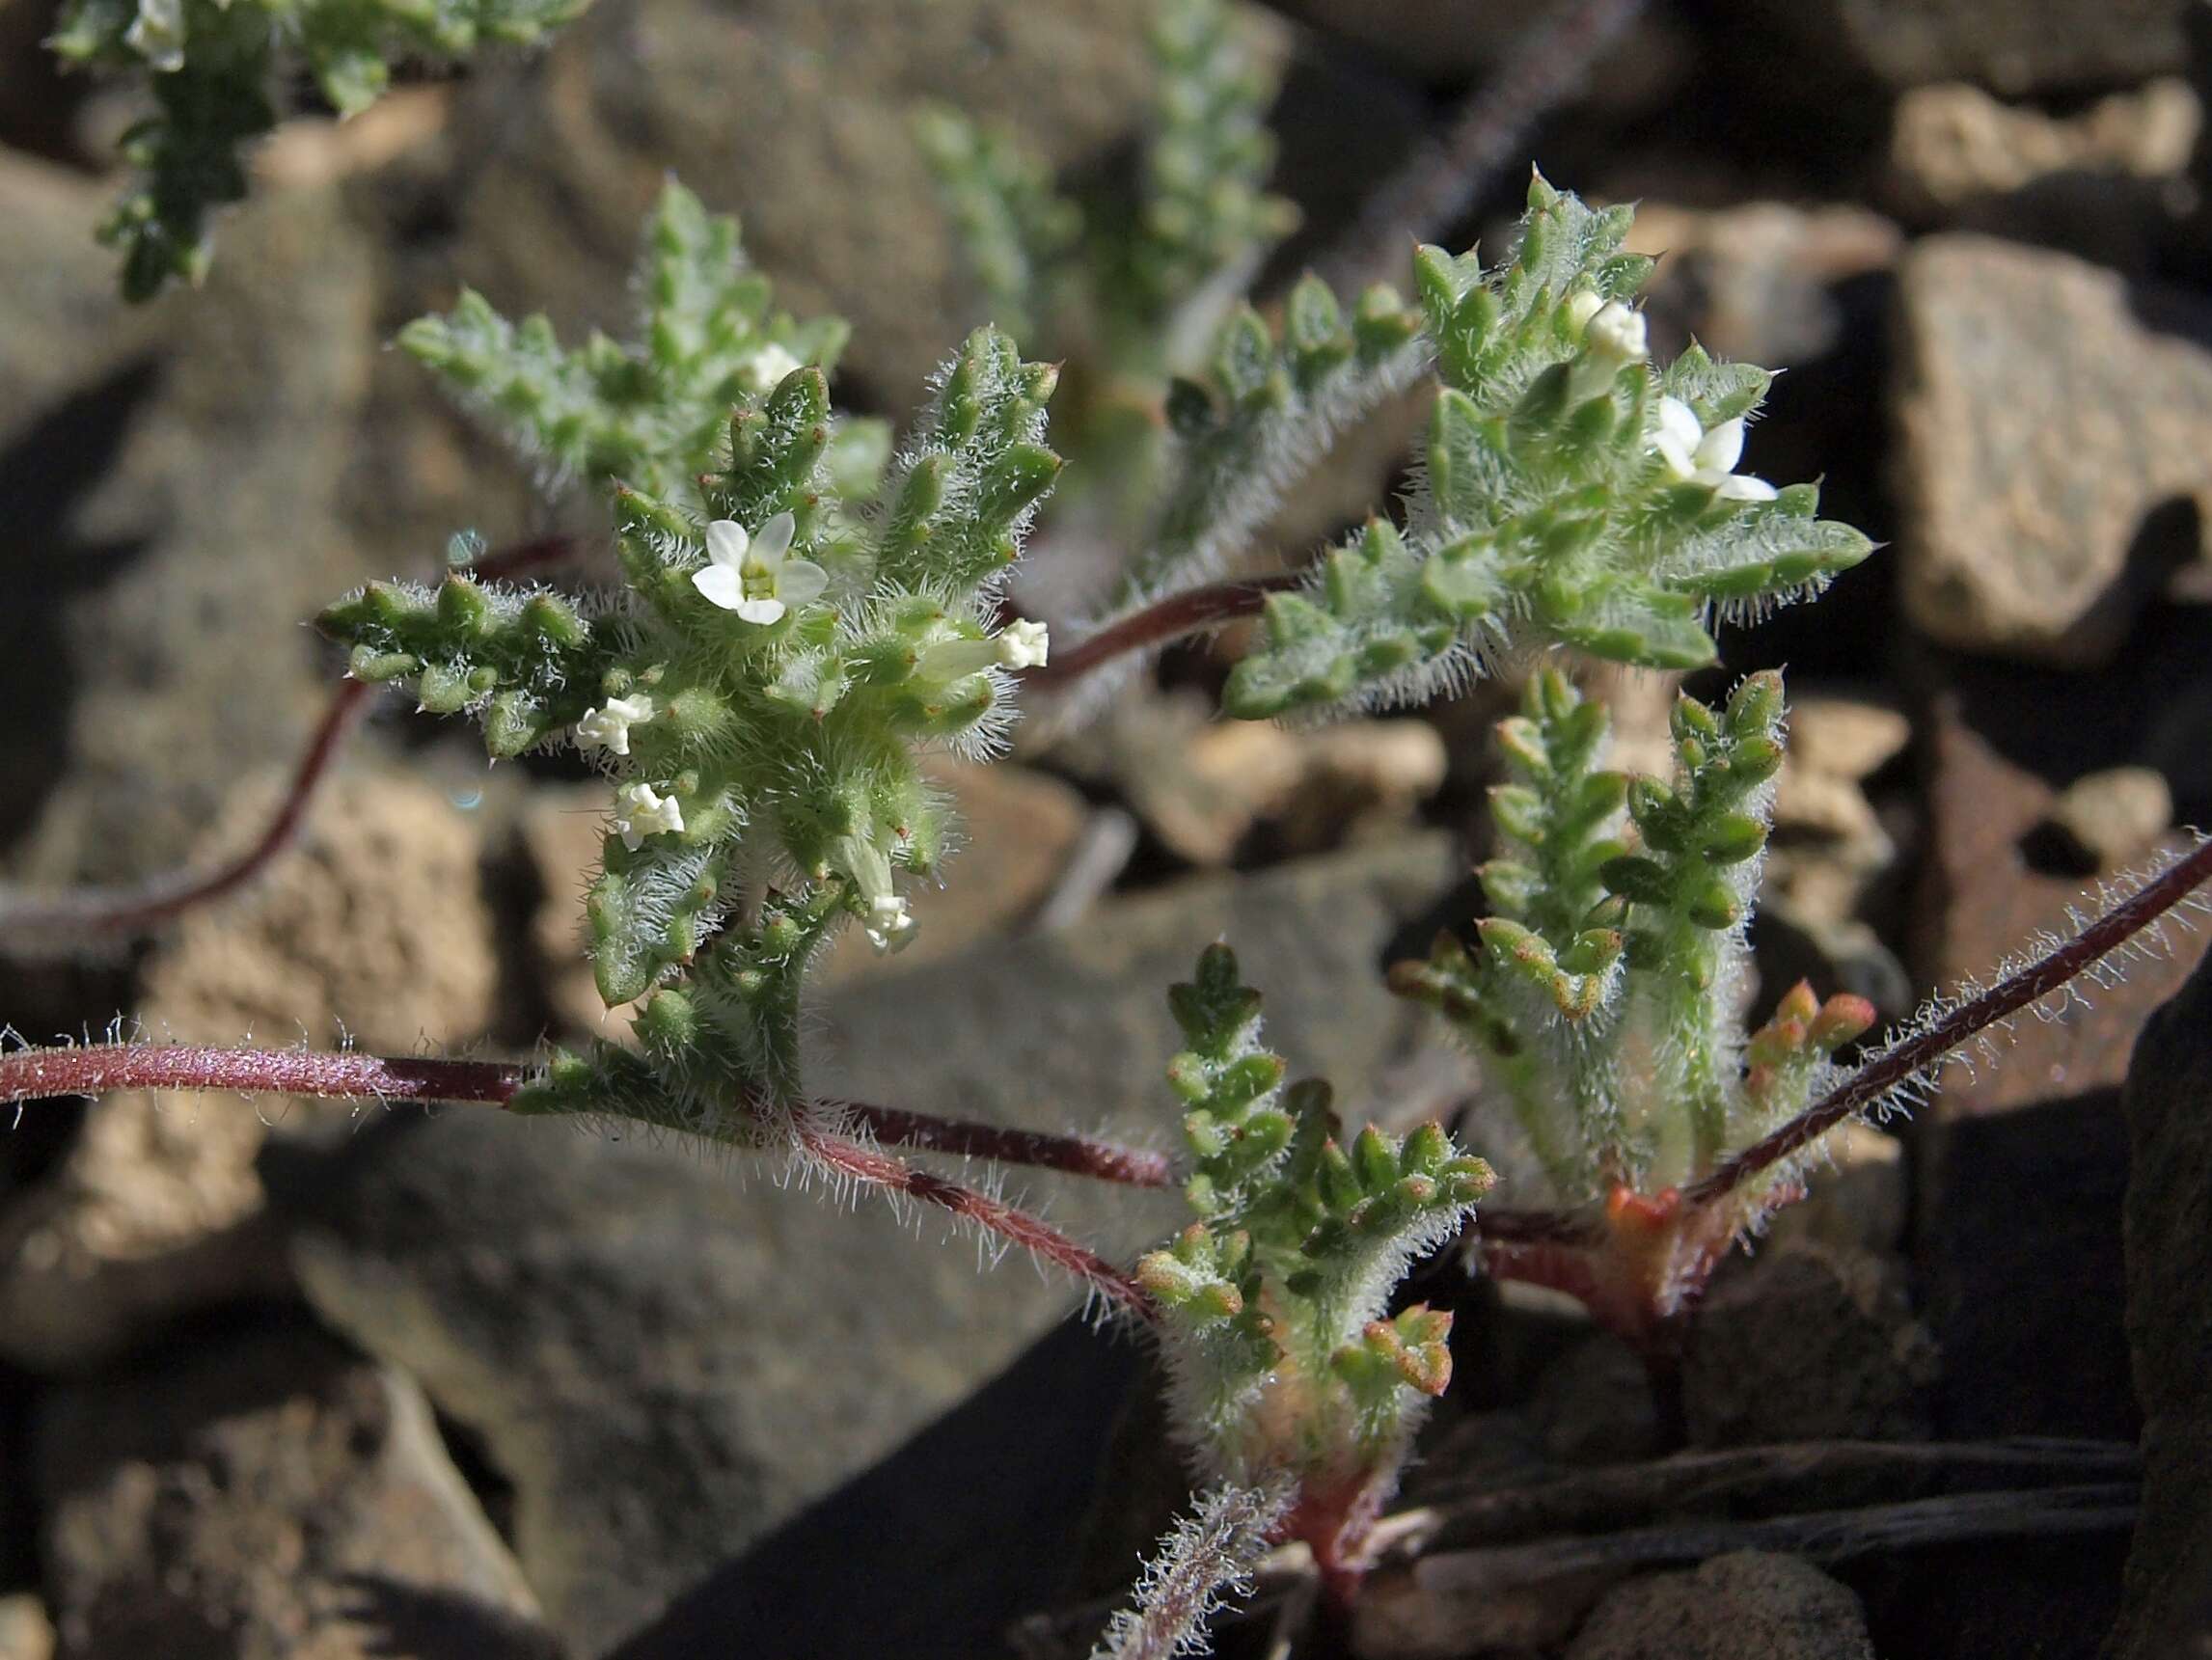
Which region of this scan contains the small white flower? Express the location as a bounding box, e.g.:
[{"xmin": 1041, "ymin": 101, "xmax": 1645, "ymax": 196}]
[
  {"xmin": 1651, "ymin": 396, "xmax": 1779, "ymax": 503},
  {"xmin": 997, "ymin": 618, "xmax": 1051, "ymax": 670},
  {"xmin": 1564, "ymin": 289, "xmax": 1605, "ymax": 334},
  {"xmin": 691, "ymin": 511, "xmax": 827, "ymax": 625},
  {"xmin": 613, "ymin": 782, "xmax": 685, "ymax": 851},
  {"xmin": 737, "ymin": 343, "xmax": 804, "ymax": 395},
  {"xmin": 1585, "ymin": 301, "xmax": 1648, "ymax": 367},
  {"xmin": 574, "ymin": 694, "xmax": 655, "ymax": 757},
  {"xmin": 862, "ymin": 894, "xmax": 916, "ymax": 954}
]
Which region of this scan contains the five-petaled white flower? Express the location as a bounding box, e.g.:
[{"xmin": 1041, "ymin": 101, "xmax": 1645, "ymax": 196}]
[
  {"xmin": 574, "ymin": 694, "xmax": 655, "ymax": 757},
  {"xmin": 1584, "ymin": 301, "xmax": 1648, "ymax": 367},
  {"xmin": 614, "ymin": 782, "xmax": 685, "ymax": 851},
  {"xmin": 738, "ymin": 343, "xmax": 804, "ymax": 394},
  {"xmin": 997, "ymin": 618, "xmax": 1051, "ymax": 669},
  {"xmin": 1651, "ymin": 396, "xmax": 1778, "ymax": 503},
  {"xmin": 691, "ymin": 511, "xmax": 826, "ymax": 626}
]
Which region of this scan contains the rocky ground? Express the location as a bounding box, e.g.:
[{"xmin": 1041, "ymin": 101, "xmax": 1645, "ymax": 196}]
[{"xmin": 3, "ymin": 0, "xmax": 2212, "ymax": 1656}]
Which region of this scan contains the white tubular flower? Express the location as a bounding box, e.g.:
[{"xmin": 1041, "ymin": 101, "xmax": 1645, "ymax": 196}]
[
  {"xmin": 1585, "ymin": 301, "xmax": 1648, "ymax": 367},
  {"xmin": 614, "ymin": 782, "xmax": 685, "ymax": 851},
  {"xmin": 126, "ymin": 0, "xmax": 185, "ymax": 70},
  {"xmin": 915, "ymin": 616, "xmax": 1053, "ymax": 685},
  {"xmin": 997, "ymin": 618, "xmax": 1051, "ymax": 669},
  {"xmin": 1652, "ymin": 396, "xmax": 1779, "ymax": 503},
  {"xmin": 737, "ymin": 343, "xmax": 804, "ymax": 394},
  {"xmin": 574, "ymin": 694, "xmax": 655, "ymax": 757},
  {"xmin": 691, "ymin": 511, "xmax": 826, "ymax": 625},
  {"xmin": 862, "ymin": 894, "xmax": 915, "ymax": 954}
]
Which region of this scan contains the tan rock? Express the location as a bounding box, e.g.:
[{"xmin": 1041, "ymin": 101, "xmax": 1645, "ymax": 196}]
[
  {"xmin": 1894, "ymin": 236, "xmax": 2212, "ymax": 663},
  {"xmin": 0, "ymin": 769, "xmax": 496, "ymax": 1372},
  {"xmin": 0, "ymin": 1596, "xmax": 53, "ymax": 1660},
  {"xmin": 2046, "ymin": 765, "xmax": 2174, "ymax": 872},
  {"xmin": 1891, "ymin": 77, "xmax": 2199, "ymax": 212}
]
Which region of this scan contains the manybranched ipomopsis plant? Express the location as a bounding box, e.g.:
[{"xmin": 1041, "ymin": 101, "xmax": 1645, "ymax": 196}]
[{"xmin": 7, "ymin": 174, "xmax": 2211, "ymax": 1657}]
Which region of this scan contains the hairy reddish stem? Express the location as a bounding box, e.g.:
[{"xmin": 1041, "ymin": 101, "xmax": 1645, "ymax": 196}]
[
  {"xmin": 798, "ymin": 1123, "xmax": 1159, "ymax": 1321},
  {"xmin": 0, "ymin": 532, "xmax": 581, "ymax": 949},
  {"xmin": 836, "ymin": 1101, "xmax": 1175, "ymax": 1187},
  {"xmin": 1023, "ymin": 573, "xmax": 1303, "ymax": 692},
  {"xmin": 1684, "ymin": 833, "xmax": 2212, "ymax": 1209},
  {"xmin": 0, "ymin": 1043, "xmax": 527, "ymax": 1107}
]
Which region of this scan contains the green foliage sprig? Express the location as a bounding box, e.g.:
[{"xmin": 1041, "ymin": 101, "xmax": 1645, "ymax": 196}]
[
  {"xmin": 319, "ymin": 184, "xmax": 1060, "ymax": 1131},
  {"xmin": 1221, "ymin": 175, "xmax": 1874, "ymax": 719},
  {"xmin": 50, "ymin": 0, "xmax": 588, "ymax": 299},
  {"xmin": 1138, "ymin": 944, "xmax": 1493, "ymax": 1503}
]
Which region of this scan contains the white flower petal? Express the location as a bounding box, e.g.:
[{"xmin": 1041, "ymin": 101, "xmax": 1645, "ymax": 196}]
[
  {"xmin": 704, "ymin": 520, "xmax": 750, "ymax": 569},
  {"xmin": 999, "ymin": 618, "xmax": 1051, "ymax": 669},
  {"xmin": 1696, "ymin": 416, "xmax": 1746, "ymax": 476},
  {"xmin": 734, "ymin": 596, "xmax": 787, "ymax": 625},
  {"xmin": 1653, "ymin": 432, "xmax": 1699, "ymax": 479},
  {"xmin": 1656, "ymin": 396, "xmax": 1703, "ymax": 456},
  {"xmin": 1713, "ymin": 474, "xmax": 1779, "ymax": 503},
  {"xmin": 917, "ymin": 637, "xmax": 999, "ymax": 682},
  {"xmin": 692, "ymin": 563, "xmax": 746, "ymax": 610},
  {"xmin": 777, "ymin": 559, "xmax": 828, "ymax": 607},
  {"xmin": 751, "ymin": 511, "xmax": 797, "ymax": 565}
]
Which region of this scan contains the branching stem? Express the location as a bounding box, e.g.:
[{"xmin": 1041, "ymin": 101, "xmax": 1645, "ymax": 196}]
[
  {"xmin": 797, "ymin": 1123, "xmax": 1158, "ymax": 1320},
  {"xmin": 1022, "ymin": 573, "xmax": 1302, "ymax": 692},
  {"xmin": 836, "ymin": 1101, "xmax": 1174, "ymax": 1186},
  {"xmin": 0, "ymin": 1043, "xmax": 528, "ymax": 1108}
]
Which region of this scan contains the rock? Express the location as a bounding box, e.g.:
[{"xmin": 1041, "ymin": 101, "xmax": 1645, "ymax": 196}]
[
  {"xmin": 1682, "ymin": 1242, "xmax": 1938, "ymax": 1448},
  {"xmin": 0, "ymin": 768, "xmax": 497, "ymax": 1373},
  {"xmin": 1893, "ymin": 235, "xmax": 2212, "ymax": 665},
  {"xmin": 1890, "ymin": 78, "xmax": 2199, "ymax": 212},
  {"xmin": 1063, "ymin": 692, "xmax": 1446, "ymax": 865},
  {"xmin": 1625, "ymin": 203, "xmax": 1903, "ymax": 368},
  {"xmin": 0, "ymin": 159, "xmax": 380, "ymax": 884},
  {"xmin": 286, "ymin": 834, "xmax": 1461, "ymax": 1655},
  {"xmin": 1749, "ymin": 0, "xmax": 2188, "ymax": 94},
  {"xmin": 0, "ymin": 1597, "xmax": 52, "ymax": 1660},
  {"xmin": 522, "ymin": 759, "xmax": 1095, "ymax": 1036},
  {"xmin": 2110, "ymin": 949, "xmax": 2212, "ymax": 1657},
  {"xmin": 422, "ymin": 0, "xmax": 1164, "ymax": 405},
  {"xmin": 1565, "ymin": 1552, "xmax": 1875, "ymax": 1660},
  {"xmin": 1762, "ymin": 1121, "xmax": 1909, "ymax": 1256},
  {"xmin": 1917, "ymin": 694, "xmax": 2208, "ymax": 1125},
  {"xmin": 1526, "ymin": 1334, "xmax": 1662, "ymax": 1465},
  {"xmin": 2040, "ymin": 765, "xmax": 2174, "ymax": 874},
  {"xmin": 1767, "ymin": 695, "xmax": 1910, "ymax": 925},
  {"xmin": 37, "ymin": 1321, "xmax": 549, "ymax": 1660}
]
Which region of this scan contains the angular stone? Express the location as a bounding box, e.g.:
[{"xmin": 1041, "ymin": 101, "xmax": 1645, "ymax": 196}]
[
  {"xmin": 2110, "ymin": 949, "xmax": 2212, "ymax": 1658},
  {"xmin": 0, "ymin": 1596, "xmax": 51, "ymax": 1660},
  {"xmin": 1889, "ymin": 78, "xmax": 2199, "ymax": 214},
  {"xmin": 1894, "ymin": 236, "xmax": 2212, "ymax": 664},
  {"xmin": 1565, "ymin": 1552, "xmax": 1875, "ymax": 1660},
  {"xmin": 2043, "ymin": 765, "xmax": 2174, "ymax": 874},
  {"xmin": 0, "ymin": 769, "xmax": 497, "ymax": 1373},
  {"xmin": 37, "ymin": 1321, "xmax": 547, "ymax": 1660},
  {"xmin": 1, "ymin": 163, "xmax": 380, "ymax": 884},
  {"xmin": 287, "ymin": 834, "xmax": 1461, "ymax": 1655}
]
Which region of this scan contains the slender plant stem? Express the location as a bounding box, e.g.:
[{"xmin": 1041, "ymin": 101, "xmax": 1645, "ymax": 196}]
[
  {"xmin": 797, "ymin": 1122, "xmax": 1158, "ymax": 1320},
  {"xmin": 1022, "ymin": 573, "xmax": 1302, "ymax": 692},
  {"xmin": 1684, "ymin": 834, "xmax": 2212, "ymax": 1208},
  {"xmin": 0, "ymin": 1043, "xmax": 527, "ymax": 1108},
  {"xmin": 836, "ymin": 1101, "xmax": 1174, "ymax": 1187},
  {"xmin": 0, "ymin": 533, "xmax": 581, "ymax": 949},
  {"xmin": 1316, "ymin": 0, "xmax": 1649, "ymax": 294}
]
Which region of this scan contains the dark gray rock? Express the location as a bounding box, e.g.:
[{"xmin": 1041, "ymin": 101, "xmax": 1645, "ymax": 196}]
[
  {"xmin": 1749, "ymin": 0, "xmax": 2188, "ymax": 94},
  {"xmin": 36, "ymin": 1320, "xmax": 549, "ymax": 1660},
  {"xmin": 284, "ymin": 834, "xmax": 1461, "ymax": 1655},
  {"xmin": 2111, "ymin": 948, "xmax": 2212, "ymax": 1658},
  {"xmin": 1566, "ymin": 1551, "xmax": 1875, "ymax": 1660}
]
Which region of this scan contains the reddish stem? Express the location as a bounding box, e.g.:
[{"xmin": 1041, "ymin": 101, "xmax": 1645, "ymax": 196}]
[
  {"xmin": 1022, "ymin": 573, "xmax": 1303, "ymax": 692},
  {"xmin": 798, "ymin": 1122, "xmax": 1159, "ymax": 1321},
  {"xmin": 1683, "ymin": 833, "xmax": 2212, "ymax": 1209},
  {"xmin": 0, "ymin": 532, "xmax": 581, "ymax": 948},
  {"xmin": 837, "ymin": 1100, "xmax": 1174, "ymax": 1187},
  {"xmin": 0, "ymin": 1043, "xmax": 526, "ymax": 1108}
]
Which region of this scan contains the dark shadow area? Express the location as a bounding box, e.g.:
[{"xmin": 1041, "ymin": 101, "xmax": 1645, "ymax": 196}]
[
  {"xmin": 604, "ymin": 1313, "xmax": 1148, "ymax": 1660},
  {"xmin": 1925, "ymin": 1088, "xmax": 2138, "ymax": 1443},
  {"xmin": 337, "ymin": 1572, "xmax": 564, "ymax": 1660},
  {"xmin": 0, "ymin": 358, "xmax": 163, "ymax": 855}
]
